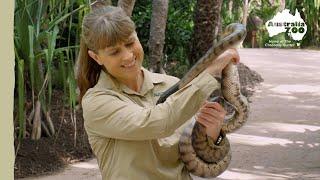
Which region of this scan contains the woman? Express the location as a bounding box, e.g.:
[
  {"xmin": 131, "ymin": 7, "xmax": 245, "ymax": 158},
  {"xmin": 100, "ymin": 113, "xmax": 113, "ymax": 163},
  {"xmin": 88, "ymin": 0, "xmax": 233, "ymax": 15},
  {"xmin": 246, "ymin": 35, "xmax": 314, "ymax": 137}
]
[{"xmin": 77, "ymin": 5, "xmax": 240, "ymax": 180}]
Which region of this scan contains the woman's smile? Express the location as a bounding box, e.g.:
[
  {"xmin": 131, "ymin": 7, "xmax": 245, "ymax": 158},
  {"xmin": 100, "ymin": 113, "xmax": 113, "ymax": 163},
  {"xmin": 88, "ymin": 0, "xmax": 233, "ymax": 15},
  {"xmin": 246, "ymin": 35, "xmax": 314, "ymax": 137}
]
[{"xmin": 121, "ymin": 58, "xmax": 136, "ymax": 68}]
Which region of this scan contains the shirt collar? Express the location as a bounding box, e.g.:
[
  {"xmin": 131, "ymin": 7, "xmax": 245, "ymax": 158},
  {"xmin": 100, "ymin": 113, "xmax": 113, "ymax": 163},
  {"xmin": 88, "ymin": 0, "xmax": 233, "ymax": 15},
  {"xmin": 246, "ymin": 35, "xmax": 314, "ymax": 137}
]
[{"xmin": 95, "ymin": 67, "xmax": 164, "ymax": 96}]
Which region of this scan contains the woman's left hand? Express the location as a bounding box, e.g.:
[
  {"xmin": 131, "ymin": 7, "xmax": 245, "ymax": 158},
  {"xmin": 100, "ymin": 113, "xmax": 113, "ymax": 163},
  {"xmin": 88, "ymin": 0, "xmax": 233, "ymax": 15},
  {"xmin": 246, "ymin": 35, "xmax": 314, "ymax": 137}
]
[{"xmin": 195, "ymin": 101, "xmax": 226, "ymax": 142}]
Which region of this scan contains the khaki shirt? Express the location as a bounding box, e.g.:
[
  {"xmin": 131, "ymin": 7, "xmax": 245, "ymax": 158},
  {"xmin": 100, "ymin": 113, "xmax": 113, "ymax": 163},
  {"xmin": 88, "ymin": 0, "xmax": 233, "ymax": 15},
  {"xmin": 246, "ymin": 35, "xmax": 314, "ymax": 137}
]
[{"xmin": 82, "ymin": 68, "xmax": 219, "ymax": 180}]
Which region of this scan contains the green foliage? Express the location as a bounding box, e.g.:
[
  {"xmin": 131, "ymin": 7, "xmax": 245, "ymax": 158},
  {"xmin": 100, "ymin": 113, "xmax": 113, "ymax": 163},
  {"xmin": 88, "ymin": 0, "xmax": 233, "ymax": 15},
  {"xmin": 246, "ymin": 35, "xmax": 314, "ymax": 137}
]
[
  {"xmin": 132, "ymin": 0, "xmax": 195, "ymax": 77},
  {"xmin": 221, "ymin": 0, "xmax": 319, "ymax": 48},
  {"xmin": 249, "ymin": 0, "xmax": 319, "ymax": 48},
  {"xmin": 14, "ymin": 0, "xmax": 90, "ymax": 140},
  {"xmin": 250, "ymin": 0, "xmax": 280, "ymax": 21},
  {"xmin": 165, "ymin": 47, "xmax": 190, "ymax": 78},
  {"xmin": 249, "ymin": 0, "xmax": 280, "ymax": 48},
  {"xmin": 132, "ymin": 0, "xmax": 152, "ymax": 52},
  {"xmin": 252, "ymin": 0, "xmax": 320, "ymax": 48},
  {"xmin": 255, "ymin": 26, "xmax": 269, "ymax": 47},
  {"xmin": 286, "ymin": 0, "xmax": 320, "ymax": 47},
  {"xmin": 221, "ymin": 0, "xmax": 243, "ymax": 26},
  {"xmin": 165, "ymin": 0, "xmax": 195, "ymax": 77}
]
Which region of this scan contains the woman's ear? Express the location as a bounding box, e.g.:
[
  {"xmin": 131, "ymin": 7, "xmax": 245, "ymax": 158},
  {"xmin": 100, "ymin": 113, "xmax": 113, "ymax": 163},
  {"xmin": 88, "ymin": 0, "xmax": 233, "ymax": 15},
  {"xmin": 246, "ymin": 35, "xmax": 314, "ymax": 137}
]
[{"xmin": 88, "ymin": 50, "xmax": 102, "ymax": 65}]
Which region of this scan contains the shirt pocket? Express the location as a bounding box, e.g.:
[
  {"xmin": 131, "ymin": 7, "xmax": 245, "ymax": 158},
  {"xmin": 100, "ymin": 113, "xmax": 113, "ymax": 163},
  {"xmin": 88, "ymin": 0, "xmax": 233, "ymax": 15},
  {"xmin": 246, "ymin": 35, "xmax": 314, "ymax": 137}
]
[{"xmin": 153, "ymin": 133, "xmax": 181, "ymax": 164}]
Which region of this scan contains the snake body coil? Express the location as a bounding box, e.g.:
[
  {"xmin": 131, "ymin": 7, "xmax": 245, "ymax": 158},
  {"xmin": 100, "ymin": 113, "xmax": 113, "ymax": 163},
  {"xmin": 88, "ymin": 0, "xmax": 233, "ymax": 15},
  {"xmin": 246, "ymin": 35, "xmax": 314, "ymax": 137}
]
[{"xmin": 156, "ymin": 23, "xmax": 249, "ymax": 178}]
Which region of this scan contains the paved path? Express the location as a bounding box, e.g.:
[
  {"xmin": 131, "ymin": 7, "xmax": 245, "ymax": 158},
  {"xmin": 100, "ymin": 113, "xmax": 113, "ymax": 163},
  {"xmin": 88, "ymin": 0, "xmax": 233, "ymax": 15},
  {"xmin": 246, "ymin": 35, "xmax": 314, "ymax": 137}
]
[{"xmin": 21, "ymin": 49, "xmax": 320, "ymax": 180}]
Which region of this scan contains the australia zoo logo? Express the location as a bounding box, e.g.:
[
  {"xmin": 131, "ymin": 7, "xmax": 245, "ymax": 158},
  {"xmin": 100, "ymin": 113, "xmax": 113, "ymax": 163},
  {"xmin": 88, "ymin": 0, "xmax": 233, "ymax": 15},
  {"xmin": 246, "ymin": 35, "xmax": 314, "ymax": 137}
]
[{"xmin": 265, "ymin": 9, "xmax": 307, "ymax": 47}]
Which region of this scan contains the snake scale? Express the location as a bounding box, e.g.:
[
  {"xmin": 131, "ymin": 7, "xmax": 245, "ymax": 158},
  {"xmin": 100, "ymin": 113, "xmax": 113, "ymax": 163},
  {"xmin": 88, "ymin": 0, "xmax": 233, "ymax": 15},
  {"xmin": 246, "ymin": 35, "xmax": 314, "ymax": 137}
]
[{"xmin": 156, "ymin": 23, "xmax": 249, "ymax": 178}]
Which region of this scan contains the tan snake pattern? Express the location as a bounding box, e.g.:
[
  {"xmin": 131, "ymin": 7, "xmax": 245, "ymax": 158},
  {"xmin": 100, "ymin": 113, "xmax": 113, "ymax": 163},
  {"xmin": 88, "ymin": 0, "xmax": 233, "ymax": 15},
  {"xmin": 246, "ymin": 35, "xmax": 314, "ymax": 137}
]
[{"xmin": 156, "ymin": 23, "xmax": 249, "ymax": 178}]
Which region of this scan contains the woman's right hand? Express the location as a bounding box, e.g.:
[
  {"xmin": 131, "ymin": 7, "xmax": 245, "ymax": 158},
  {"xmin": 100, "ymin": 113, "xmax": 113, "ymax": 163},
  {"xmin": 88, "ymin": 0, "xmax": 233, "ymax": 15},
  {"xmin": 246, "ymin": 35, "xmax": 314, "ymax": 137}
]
[{"xmin": 204, "ymin": 48, "xmax": 240, "ymax": 77}]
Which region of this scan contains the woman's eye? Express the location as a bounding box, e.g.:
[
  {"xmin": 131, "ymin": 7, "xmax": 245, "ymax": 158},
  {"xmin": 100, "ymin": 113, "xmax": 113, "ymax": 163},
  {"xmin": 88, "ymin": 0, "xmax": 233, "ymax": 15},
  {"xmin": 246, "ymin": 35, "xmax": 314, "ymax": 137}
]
[
  {"xmin": 110, "ymin": 50, "xmax": 119, "ymax": 56},
  {"xmin": 126, "ymin": 42, "xmax": 134, "ymax": 47}
]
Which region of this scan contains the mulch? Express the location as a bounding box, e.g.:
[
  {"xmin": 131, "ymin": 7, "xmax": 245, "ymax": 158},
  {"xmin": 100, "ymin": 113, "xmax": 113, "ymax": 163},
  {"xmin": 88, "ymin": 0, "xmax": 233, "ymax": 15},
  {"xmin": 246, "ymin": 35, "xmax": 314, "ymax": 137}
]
[
  {"xmin": 14, "ymin": 90, "xmax": 93, "ymax": 178},
  {"xmin": 237, "ymin": 62, "xmax": 264, "ymax": 100}
]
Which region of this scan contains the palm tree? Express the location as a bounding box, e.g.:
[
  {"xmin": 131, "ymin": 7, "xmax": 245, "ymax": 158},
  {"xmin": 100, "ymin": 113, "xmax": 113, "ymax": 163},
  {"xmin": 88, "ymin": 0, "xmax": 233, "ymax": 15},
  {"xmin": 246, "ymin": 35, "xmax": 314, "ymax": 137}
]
[
  {"xmin": 189, "ymin": 0, "xmax": 223, "ymax": 65},
  {"xmin": 148, "ymin": 0, "xmax": 169, "ymax": 73}
]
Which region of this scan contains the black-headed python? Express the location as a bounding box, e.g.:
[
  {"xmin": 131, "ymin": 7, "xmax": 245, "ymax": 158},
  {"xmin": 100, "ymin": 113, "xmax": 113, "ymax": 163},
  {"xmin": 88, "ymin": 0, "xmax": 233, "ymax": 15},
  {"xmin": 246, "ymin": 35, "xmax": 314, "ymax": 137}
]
[{"xmin": 156, "ymin": 23, "xmax": 249, "ymax": 178}]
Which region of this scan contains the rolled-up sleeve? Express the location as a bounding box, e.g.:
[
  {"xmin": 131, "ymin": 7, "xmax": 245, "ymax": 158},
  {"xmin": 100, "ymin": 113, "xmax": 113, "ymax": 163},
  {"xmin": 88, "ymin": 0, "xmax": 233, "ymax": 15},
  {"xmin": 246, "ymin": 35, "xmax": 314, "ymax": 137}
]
[{"xmin": 82, "ymin": 71, "xmax": 219, "ymax": 140}]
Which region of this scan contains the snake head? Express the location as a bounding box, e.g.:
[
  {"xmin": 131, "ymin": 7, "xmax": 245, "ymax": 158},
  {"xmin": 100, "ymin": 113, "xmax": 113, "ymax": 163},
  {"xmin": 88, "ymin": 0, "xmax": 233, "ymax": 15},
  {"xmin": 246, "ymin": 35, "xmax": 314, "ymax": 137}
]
[{"xmin": 210, "ymin": 96, "xmax": 224, "ymax": 105}]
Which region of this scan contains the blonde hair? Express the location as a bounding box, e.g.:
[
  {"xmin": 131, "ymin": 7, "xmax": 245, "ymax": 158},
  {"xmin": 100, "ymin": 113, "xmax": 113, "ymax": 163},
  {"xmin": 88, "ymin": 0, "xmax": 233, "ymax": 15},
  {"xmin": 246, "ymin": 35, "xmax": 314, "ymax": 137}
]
[{"xmin": 77, "ymin": 6, "xmax": 136, "ymax": 102}]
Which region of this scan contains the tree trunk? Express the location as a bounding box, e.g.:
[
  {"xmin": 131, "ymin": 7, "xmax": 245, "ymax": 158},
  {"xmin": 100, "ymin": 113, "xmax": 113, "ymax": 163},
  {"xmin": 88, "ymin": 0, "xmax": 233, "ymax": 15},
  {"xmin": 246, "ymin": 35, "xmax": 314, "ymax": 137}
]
[
  {"xmin": 189, "ymin": 0, "xmax": 223, "ymax": 65},
  {"xmin": 213, "ymin": 0, "xmax": 223, "ymax": 37},
  {"xmin": 316, "ymin": 12, "xmax": 320, "ymax": 47},
  {"xmin": 242, "ymin": 0, "xmax": 249, "ymax": 26},
  {"xmin": 148, "ymin": 0, "xmax": 169, "ymax": 73},
  {"xmin": 117, "ymin": 0, "xmax": 136, "ymax": 17},
  {"xmin": 239, "ymin": 0, "xmax": 251, "ymax": 47},
  {"xmin": 279, "ymin": 0, "xmax": 285, "ymax": 11},
  {"xmin": 296, "ymin": 0, "xmax": 306, "ymax": 21},
  {"xmin": 31, "ymin": 100, "xmax": 41, "ymax": 140},
  {"xmin": 228, "ymin": 0, "xmax": 233, "ymax": 18}
]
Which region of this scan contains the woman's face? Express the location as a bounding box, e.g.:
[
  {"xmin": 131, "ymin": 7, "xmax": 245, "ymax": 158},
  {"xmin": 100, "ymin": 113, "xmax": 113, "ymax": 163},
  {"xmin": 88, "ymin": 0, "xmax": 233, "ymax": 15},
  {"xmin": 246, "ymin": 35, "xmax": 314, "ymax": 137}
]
[{"xmin": 90, "ymin": 32, "xmax": 144, "ymax": 81}]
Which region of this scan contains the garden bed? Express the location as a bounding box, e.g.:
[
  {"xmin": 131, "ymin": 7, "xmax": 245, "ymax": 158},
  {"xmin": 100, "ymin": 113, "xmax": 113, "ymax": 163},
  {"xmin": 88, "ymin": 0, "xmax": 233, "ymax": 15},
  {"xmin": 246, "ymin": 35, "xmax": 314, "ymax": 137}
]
[{"xmin": 14, "ymin": 90, "xmax": 93, "ymax": 178}]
